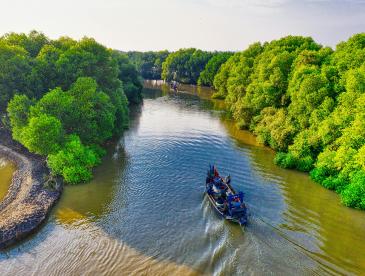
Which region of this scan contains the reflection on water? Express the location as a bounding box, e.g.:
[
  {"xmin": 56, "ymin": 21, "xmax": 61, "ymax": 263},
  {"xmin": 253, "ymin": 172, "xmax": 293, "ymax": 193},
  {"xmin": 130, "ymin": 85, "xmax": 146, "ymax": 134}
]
[
  {"xmin": 55, "ymin": 141, "xmax": 128, "ymax": 224},
  {"xmin": 0, "ymin": 83, "xmax": 364, "ymax": 275},
  {"xmin": 0, "ymin": 158, "xmax": 15, "ymax": 201}
]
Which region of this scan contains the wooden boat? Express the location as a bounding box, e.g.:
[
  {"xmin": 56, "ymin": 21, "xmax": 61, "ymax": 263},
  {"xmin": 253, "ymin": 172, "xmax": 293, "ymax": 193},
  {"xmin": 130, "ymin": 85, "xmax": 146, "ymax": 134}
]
[{"xmin": 205, "ymin": 165, "xmax": 248, "ymax": 226}]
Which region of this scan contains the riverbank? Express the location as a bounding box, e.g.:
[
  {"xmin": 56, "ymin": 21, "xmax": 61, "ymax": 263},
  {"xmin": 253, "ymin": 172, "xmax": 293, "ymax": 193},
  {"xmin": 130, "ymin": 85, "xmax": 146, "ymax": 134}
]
[
  {"xmin": 145, "ymin": 80, "xmax": 365, "ymax": 211},
  {"xmin": 0, "ymin": 125, "xmax": 62, "ymax": 249},
  {"xmin": 0, "ymin": 87, "xmax": 364, "ymax": 274}
]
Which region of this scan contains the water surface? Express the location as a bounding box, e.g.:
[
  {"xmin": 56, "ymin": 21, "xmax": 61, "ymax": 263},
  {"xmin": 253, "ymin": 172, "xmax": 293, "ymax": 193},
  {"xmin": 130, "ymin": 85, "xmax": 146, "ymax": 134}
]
[
  {"xmin": 0, "ymin": 158, "xmax": 15, "ymax": 201},
  {"xmin": 0, "ymin": 83, "xmax": 364, "ymax": 275}
]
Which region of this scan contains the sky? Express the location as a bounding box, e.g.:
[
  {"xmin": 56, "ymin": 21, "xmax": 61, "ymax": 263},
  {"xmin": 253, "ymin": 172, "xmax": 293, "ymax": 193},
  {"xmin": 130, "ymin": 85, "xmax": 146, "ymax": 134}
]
[{"xmin": 0, "ymin": 0, "xmax": 364, "ymax": 51}]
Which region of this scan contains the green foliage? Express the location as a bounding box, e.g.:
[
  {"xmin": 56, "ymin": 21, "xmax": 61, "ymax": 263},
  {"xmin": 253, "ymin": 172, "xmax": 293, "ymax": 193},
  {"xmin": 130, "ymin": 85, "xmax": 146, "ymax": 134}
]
[
  {"xmin": 108, "ymin": 86, "xmax": 129, "ymax": 133},
  {"xmin": 275, "ymin": 151, "xmax": 313, "ymax": 171},
  {"xmin": 274, "ymin": 152, "xmax": 296, "ymax": 169},
  {"xmin": 253, "ymin": 107, "xmax": 296, "ymax": 151},
  {"xmin": 330, "ymin": 33, "xmax": 365, "ymax": 92},
  {"xmin": 113, "ymin": 51, "xmax": 143, "ymax": 104},
  {"xmin": 341, "ymin": 170, "xmax": 365, "ymax": 209},
  {"xmin": 6, "ymin": 95, "xmax": 33, "ymax": 140},
  {"xmin": 55, "ymin": 37, "xmax": 119, "ymax": 92},
  {"xmin": 7, "ymin": 78, "xmax": 117, "ymax": 184},
  {"xmin": 68, "ymin": 77, "xmax": 116, "ymax": 144},
  {"xmin": 1, "ymin": 31, "xmax": 140, "ymax": 184},
  {"xmin": 1, "ymin": 32, "xmax": 131, "ymax": 137},
  {"xmin": 1, "ymin": 30, "xmax": 49, "ymax": 57},
  {"xmin": 30, "ymin": 87, "xmax": 73, "ymax": 124},
  {"xmin": 296, "ymin": 156, "xmax": 315, "ymax": 172},
  {"xmin": 212, "ymin": 54, "xmax": 237, "ymax": 98},
  {"xmin": 21, "ymin": 114, "xmax": 63, "ymax": 155},
  {"xmin": 215, "ymin": 33, "xmax": 365, "ymax": 210},
  {"xmin": 127, "ymin": 50, "xmax": 169, "ymax": 80},
  {"xmin": 162, "ymin": 48, "xmax": 213, "ymax": 84},
  {"xmin": 47, "ymin": 135, "xmax": 101, "ymax": 184},
  {"xmin": 3, "ymin": 30, "xmax": 365, "ymax": 206},
  {"xmin": 29, "ymin": 78, "xmax": 117, "ymax": 145},
  {"xmin": 0, "ymin": 40, "xmax": 33, "ymax": 111},
  {"xmin": 211, "ymin": 92, "xmax": 226, "ymax": 99},
  {"xmin": 213, "ymin": 43, "xmax": 263, "ymax": 101},
  {"xmin": 198, "ymin": 52, "xmax": 233, "ymax": 87},
  {"xmin": 31, "ymin": 44, "xmax": 62, "ymax": 96},
  {"xmin": 242, "ymin": 37, "xmax": 319, "ymax": 117}
]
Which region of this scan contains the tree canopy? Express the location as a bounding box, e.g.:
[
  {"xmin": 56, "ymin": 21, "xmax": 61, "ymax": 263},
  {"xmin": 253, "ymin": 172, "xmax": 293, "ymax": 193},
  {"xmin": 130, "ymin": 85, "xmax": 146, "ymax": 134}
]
[
  {"xmin": 2, "ymin": 31, "xmax": 142, "ymax": 184},
  {"xmin": 0, "ymin": 31, "xmax": 142, "ymax": 114},
  {"xmin": 212, "ymin": 34, "xmax": 365, "ymax": 210},
  {"xmin": 162, "ymin": 48, "xmax": 213, "ymax": 84},
  {"xmin": 2, "ymin": 30, "xmax": 365, "ymax": 207},
  {"xmin": 198, "ymin": 52, "xmax": 233, "ymax": 87},
  {"xmin": 127, "ymin": 50, "xmax": 169, "ymax": 80}
]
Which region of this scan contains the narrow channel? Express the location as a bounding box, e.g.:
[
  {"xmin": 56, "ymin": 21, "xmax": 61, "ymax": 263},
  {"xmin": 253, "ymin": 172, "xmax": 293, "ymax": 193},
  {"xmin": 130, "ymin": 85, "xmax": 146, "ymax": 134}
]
[{"xmin": 0, "ymin": 84, "xmax": 364, "ymax": 275}]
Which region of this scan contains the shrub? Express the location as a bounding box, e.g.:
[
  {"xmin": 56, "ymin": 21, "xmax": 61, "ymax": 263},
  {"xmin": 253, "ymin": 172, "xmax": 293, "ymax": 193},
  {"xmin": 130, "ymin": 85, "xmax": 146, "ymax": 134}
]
[
  {"xmin": 296, "ymin": 156, "xmax": 314, "ymax": 172},
  {"xmin": 21, "ymin": 114, "xmax": 63, "ymax": 155},
  {"xmin": 47, "ymin": 135, "xmax": 101, "ymax": 184},
  {"xmin": 341, "ymin": 170, "xmax": 365, "ymax": 209},
  {"xmin": 6, "ymin": 94, "xmax": 33, "ymax": 141},
  {"xmin": 274, "ymin": 152, "xmax": 296, "ymax": 169},
  {"xmin": 310, "ymin": 167, "xmax": 329, "ymax": 184}
]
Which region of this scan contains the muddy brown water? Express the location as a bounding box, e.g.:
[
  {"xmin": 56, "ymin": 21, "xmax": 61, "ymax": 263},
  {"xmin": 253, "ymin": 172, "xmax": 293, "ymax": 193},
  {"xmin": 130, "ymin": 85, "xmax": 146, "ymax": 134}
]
[
  {"xmin": 0, "ymin": 158, "xmax": 15, "ymax": 202},
  {"xmin": 0, "ymin": 81, "xmax": 364, "ymax": 275}
]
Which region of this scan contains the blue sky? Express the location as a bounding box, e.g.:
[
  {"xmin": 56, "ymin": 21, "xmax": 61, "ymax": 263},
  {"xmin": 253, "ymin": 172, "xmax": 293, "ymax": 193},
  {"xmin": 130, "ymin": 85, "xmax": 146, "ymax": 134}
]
[{"xmin": 1, "ymin": 0, "xmax": 364, "ymax": 51}]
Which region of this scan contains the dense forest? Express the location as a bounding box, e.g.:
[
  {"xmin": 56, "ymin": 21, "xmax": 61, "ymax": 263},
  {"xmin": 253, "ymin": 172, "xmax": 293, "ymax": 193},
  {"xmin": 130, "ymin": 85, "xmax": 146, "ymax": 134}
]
[
  {"xmin": 1, "ymin": 31, "xmax": 364, "ymax": 209},
  {"xmin": 128, "ymin": 49, "xmax": 232, "ymax": 86},
  {"xmin": 0, "ymin": 31, "xmax": 142, "ymax": 184},
  {"xmin": 134, "ymin": 35, "xmax": 365, "ymax": 210},
  {"xmin": 212, "ymin": 34, "xmax": 365, "ymax": 210},
  {"xmin": 127, "ymin": 51, "xmax": 169, "ymax": 80}
]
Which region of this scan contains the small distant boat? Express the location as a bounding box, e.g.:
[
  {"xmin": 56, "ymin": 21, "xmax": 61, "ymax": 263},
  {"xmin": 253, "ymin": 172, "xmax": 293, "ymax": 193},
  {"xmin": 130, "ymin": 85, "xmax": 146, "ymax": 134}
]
[{"xmin": 205, "ymin": 165, "xmax": 248, "ymax": 226}]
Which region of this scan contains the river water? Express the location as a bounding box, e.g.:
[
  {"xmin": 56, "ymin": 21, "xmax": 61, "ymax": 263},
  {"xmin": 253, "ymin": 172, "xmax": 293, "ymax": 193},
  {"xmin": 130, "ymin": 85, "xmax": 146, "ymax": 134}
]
[
  {"xmin": 0, "ymin": 158, "xmax": 15, "ymax": 201},
  {"xmin": 0, "ymin": 82, "xmax": 364, "ymax": 275}
]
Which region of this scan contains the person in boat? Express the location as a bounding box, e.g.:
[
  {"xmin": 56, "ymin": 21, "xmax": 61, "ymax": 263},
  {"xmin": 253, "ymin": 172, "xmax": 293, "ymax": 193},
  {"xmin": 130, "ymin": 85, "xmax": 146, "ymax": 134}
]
[
  {"xmin": 213, "ymin": 177, "xmax": 226, "ymax": 191},
  {"xmin": 213, "ymin": 168, "xmax": 227, "ymax": 188},
  {"xmin": 229, "ymin": 196, "xmax": 242, "ymax": 210}
]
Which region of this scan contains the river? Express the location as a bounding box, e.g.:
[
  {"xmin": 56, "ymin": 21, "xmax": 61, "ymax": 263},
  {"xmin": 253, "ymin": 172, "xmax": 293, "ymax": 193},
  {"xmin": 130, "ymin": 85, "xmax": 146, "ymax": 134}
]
[
  {"xmin": 0, "ymin": 82, "xmax": 364, "ymax": 275},
  {"xmin": 0, "ymin": 157, "xmax": 15, "ymax": 202}
]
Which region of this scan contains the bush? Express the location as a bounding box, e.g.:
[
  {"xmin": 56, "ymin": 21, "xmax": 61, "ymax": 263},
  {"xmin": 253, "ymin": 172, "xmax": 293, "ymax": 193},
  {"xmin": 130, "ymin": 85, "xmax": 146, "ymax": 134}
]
[
  {"xmin": 274, "ymin": 152, "xmax": 296, "ymax": 169},
  {"xmin": 2, "ymin": 32, "xmax": 136, "ymax": 185},
  {"xmin": 21, "ymin": 114, "xmax": 63, "ymax": 155},
  {"xmin": 211, "ymin": 92, "xmax": 226, "ymax": 99},
  {"xmin": 309, "ymin": 167, "xmax": 329, "ymax": 184},
  {"xmin": 6, "ymin": 94, "xmax": 33, "ymax": 141},
  {"xmin": 211, "ymin": 33, "xmax": 365, "ymax": 210},
  {"xmin": 341, "ymin": 170, "xmax": 365, "ymax": 209},
  {"xmin": 47, "ymin": 135, "xmax": 101, "ymax": 184},
  {"xmin": 198, "ymin": 52, "xmax": 233, "ymax": 87},
  {"xmin": 296, "ymin": 156, "xmax": 314, "ymax": 172},
  {"xmin": 162, "ymin": 49, "xmax": 213, "ymax": 84},
  {"xmin": 321, "ymin": 176, "xmax": 340, "ymax": 190}
]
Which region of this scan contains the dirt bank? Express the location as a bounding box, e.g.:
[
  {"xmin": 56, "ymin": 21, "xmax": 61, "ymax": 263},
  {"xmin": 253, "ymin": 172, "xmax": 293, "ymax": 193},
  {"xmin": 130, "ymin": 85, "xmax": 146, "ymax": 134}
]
[{"xmin": 0, "ymin": 126, "xmax": 62, "ymax": 249}]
